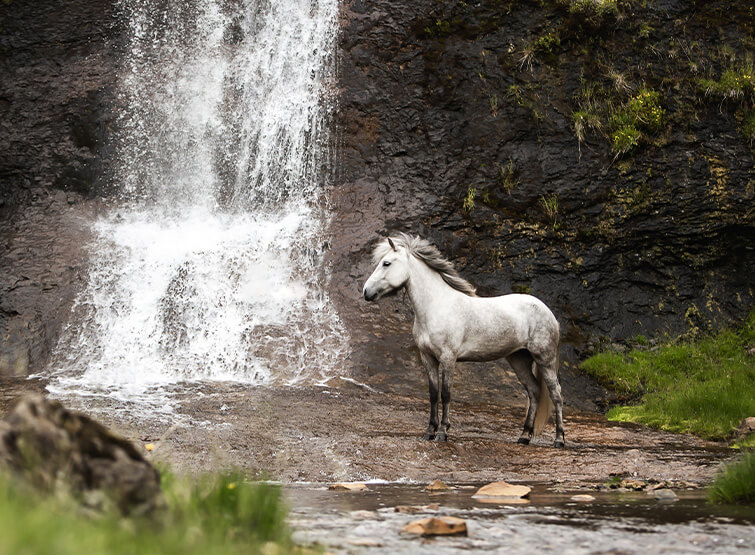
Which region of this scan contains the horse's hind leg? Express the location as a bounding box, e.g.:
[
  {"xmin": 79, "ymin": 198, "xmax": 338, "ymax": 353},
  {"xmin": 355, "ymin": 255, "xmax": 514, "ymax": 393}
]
[
  {"xmin": 535, "ymin": 354, "xmax": 565, "ymax": 448},
  {"xmin": 542, "ymin": 365, "xmax": 565, "ymax": 448},
  {"xmin": 507, "ymin": 349, "xmax": 539, "ymax": 445},
  {"xmin": 420, "ymin": 352, "xmax": 439, "ymax": 440},
  {"xmin": 435, "ymin": 354, "xmax": 455, "ymax": 442}
]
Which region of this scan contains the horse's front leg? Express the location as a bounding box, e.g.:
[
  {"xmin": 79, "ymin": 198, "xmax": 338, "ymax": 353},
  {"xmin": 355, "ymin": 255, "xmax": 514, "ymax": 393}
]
[
  {"xmin": 420, "ymin": 352, "xmax": 439, "ymax": 440},
  {"xmin": 435, "ymin": 354, "xmax": 455, "ymax": 442}
]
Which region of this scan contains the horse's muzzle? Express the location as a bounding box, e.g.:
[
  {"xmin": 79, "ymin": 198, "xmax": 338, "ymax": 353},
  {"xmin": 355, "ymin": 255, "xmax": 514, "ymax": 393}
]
[{"xmin": 363, "ymin": 289, "xmax": 378, "ymax": 302}]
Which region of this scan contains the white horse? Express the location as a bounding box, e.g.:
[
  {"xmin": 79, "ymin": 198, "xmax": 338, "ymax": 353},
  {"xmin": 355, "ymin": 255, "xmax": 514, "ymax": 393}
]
[{"xmin": 363, "ymin": 233, "xmax": 565, "ymax": 447}]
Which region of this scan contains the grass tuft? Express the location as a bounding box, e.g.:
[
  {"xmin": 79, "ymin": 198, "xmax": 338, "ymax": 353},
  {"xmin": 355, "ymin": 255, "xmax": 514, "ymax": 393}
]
[
  {"xmin": 0, "ymin": 470, "xmax": 290, "ymax": 554},
  {"xmin": 581, "ymin": 310, "xmax": 755, "ymax": 440},
  {"xmin": 708, "ymin": 453, "xmax": 755, "ymax": 504}
]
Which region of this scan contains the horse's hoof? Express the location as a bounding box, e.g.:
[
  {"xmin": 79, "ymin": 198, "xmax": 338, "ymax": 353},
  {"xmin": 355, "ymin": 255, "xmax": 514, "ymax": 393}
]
[
  {"xmin": 517, "ymin": 437, "xmax": 530, "ymax": 445},
  {"xmin": 433, "ymin": 433, "xmax": 447, "ymax": 442},
  {"xmin": 553, "ymin": 439, "xmax": 565, "ymax": 448},
  {"xmin": 421, "ymin": 432, "xmax": 435, "ymax": 441}
]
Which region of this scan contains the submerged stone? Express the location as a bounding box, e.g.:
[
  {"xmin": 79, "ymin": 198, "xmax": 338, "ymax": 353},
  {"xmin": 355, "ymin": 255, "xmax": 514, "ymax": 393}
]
[
  {"xmin": 329, "ymin": 482, "xmax": 368, "ymax": 491},
  {"xmin": 651, "ymin": 488, "xmax": 678, "ymax": 502},
  {"xmin": 426, "ymin": 480, "xmax": 452, "ymax": 491},
  {"xmin": 395, "ymin": 502, "xmax": 440, "ymax": 513},
  {"xmin": 401, "ymin": 516, "xmax": 467, "ymax": 536}
]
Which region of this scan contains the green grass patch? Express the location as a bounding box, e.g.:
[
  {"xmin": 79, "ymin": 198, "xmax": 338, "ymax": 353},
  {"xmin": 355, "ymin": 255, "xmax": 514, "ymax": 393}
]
[
  {"xmin": 698, "ymin": 63, "xmax": 755, "ymax": 102},
  {"xmin": 581, "ymin": 310, "xmax": 755, "ymax": 440},
  {"xmin": 0, "ymin": 470, "xmax": 291, "ymax": 554},
  {"xmin": 708, "ymin": 452, "xmax": 755, "ymax": 504}
]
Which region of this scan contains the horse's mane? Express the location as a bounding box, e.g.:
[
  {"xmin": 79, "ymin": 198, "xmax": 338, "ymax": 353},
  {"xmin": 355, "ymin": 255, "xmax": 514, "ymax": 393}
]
[{"xmin": 372, "ymin": 233, "xmax": 477, "ymax": 297}]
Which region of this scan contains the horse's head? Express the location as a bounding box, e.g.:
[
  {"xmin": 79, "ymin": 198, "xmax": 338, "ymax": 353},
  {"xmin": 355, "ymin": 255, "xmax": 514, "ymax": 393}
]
[{"xmin": 363, "ymin": 237, "xmax": 410, "ymax": 302}]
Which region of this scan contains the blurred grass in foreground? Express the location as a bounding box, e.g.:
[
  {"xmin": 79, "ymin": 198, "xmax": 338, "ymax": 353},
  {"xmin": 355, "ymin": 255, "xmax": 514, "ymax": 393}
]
[
  {"xmin": 708, "ymin": 452, "xmax": 755, "ymax": 505},
  {"xmin": 0, "ymin": 470, "xmax": 291, "ymax": 555},
  {"xmin": 581, "ymin": 310, "xmax": 755, "ymax": 440}
]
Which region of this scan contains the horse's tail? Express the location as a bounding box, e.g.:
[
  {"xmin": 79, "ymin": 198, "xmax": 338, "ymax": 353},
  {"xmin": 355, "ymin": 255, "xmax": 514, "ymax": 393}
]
[{"xmin": 532, "ymin": 360, "xmax": 554, "ymax": 437}]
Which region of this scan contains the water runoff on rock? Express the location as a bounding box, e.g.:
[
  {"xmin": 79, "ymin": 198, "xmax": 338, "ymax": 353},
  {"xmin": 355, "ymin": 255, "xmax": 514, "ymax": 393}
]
[{"xmin": 46, "ymin": 0, "xmax": 349, "ymax": 410}]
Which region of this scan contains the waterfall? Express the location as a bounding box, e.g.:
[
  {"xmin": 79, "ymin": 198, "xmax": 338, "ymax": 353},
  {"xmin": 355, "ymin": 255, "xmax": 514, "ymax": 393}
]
[{"xmin": 46, "ymin": 0, "xmax": 348, "ymax": 408}]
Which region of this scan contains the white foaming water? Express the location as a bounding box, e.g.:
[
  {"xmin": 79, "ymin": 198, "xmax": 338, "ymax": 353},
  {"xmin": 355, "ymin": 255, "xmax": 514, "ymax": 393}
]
[{"xmin": 47, "ymin": 0, "xmax": 348, "ymax": 408}]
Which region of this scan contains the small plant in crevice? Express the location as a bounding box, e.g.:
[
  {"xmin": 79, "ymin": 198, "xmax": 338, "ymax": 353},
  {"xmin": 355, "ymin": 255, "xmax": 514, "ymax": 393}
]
[
  {"xmin": 507, "ymin": 83, "xmax": 545, "ymax": 123},
  {"xmin": 608, "ymin": 68, "xmax": 633, "ymax": 94},
  {"xmin": 489, "ymin": 93, "xmax": 499, "ymax": 116},
  {"xmin": 539, "ymin": 194, "xmax": 559, "ymax": 226},
  {"xmin": 497, "ymin": 159, "xmax": 519, "ymax": 193},
  {"xmin": 462, "ymin": 185, "xmax": 476, "ymax": 213},
  {"xmin": 518, "ymin": 39, "xmax": 536, "ymax": 72},
  {"xmin": 571, "ymin": 108, "xmax": 602, "ymax": 155}
]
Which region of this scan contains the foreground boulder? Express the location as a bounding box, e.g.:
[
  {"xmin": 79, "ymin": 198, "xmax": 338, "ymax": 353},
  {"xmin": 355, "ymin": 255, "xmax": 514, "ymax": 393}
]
[{"xmin": 0, "ymin": 394, "xmax": 162, "ymax": 515}]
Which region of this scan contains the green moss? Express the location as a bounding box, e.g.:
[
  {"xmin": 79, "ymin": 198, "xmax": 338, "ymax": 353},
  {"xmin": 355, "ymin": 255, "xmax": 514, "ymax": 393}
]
[
  {"xmin": 0, "ymin": 470, "xmax": 290, "ymax": 554},
  {"xmin": 581, "ymin": 310, "xmax": 755, "ymax": 440},
  {"xmin": 708, "ymin": 453, "xmax": 755, "ymax": 504}
]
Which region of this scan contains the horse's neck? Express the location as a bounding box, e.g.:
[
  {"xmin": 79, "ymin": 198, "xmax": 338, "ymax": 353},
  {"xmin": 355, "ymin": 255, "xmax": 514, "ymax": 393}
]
[{"xmin": 405, "ymin": 256, "xmax": 454, "ymax": 325}]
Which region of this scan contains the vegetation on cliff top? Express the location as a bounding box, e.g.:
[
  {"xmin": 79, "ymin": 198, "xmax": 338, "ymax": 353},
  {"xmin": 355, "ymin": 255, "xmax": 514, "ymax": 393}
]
[
  {"xmin": 581, "ymin": 310, "xmax": 755, "ymax": 440},
  {"xmin": 0, "ymin": 470, "xmax": 291, "ymax": 554}
]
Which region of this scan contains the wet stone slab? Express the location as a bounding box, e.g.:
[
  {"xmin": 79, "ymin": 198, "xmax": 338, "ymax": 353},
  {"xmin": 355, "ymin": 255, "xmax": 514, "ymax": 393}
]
[{"xmin": 284, "ymin": 483, "xmax": 755, "ymax": 554}]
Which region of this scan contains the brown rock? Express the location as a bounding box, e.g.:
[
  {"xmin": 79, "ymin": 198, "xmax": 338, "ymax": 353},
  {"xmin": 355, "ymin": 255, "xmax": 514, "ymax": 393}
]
[
  {"xmin": 401, "ymin": 516, "xmax": 467, "ymax": 536},
  {"xmin": 738, "ymin": 417, "xmax": 755, "ymax": 435},
  {"xmin": 571, "ymin": 494, "xmax": 596, "ymax": 502},
  {"xmin": 0, "ymin": 395, "xmax": 162, "ymax": 515},
  {"xmin": 472, "ymin": 481, "xmax": 531, "ymax": 499},
  {"xmin": 328, "ymin": 482, "xmax": 368, "ymax": 491},
  {"xmin": 426, "ymin": 480, "xmax": 451, "ymax": 492},
  {"xmin": 619, "ymin": 479, "xmax": 647, "ymax": 490}
]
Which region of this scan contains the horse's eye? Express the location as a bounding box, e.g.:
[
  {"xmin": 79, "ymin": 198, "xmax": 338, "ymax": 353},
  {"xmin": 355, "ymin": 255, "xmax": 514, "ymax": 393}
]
[{"xmin": 383, "ymin": 261, "xmax": 391, "ymax": 267}]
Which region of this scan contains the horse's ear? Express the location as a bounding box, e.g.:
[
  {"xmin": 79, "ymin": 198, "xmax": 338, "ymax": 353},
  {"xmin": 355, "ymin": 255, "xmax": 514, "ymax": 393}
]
[{"xmin": 387, "ymin": 237, "xmax": 397, "ymax": 251}]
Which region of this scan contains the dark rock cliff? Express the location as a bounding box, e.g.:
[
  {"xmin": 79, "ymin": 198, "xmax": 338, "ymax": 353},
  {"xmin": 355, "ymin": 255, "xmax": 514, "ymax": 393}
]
[{"xmin": 329, "ymin": 0, "xmax": 754, "ymax": 397}]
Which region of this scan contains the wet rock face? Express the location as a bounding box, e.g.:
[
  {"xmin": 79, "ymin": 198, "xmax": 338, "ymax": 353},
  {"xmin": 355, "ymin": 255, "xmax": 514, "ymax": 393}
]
[
  {"xmin": 330, "ymin": 0, "xmax": 754, "ymax": 383},
  {"xmin": 0, "ymin": 395, "xmax": 162, "ymax": 515},
  {"xmin": 0, "ymin": 0, "xmax": 119, "ymax": 374},
  {"xmin": 0, "ymin": 0, "xmax": 118, "ymax": 205}
]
